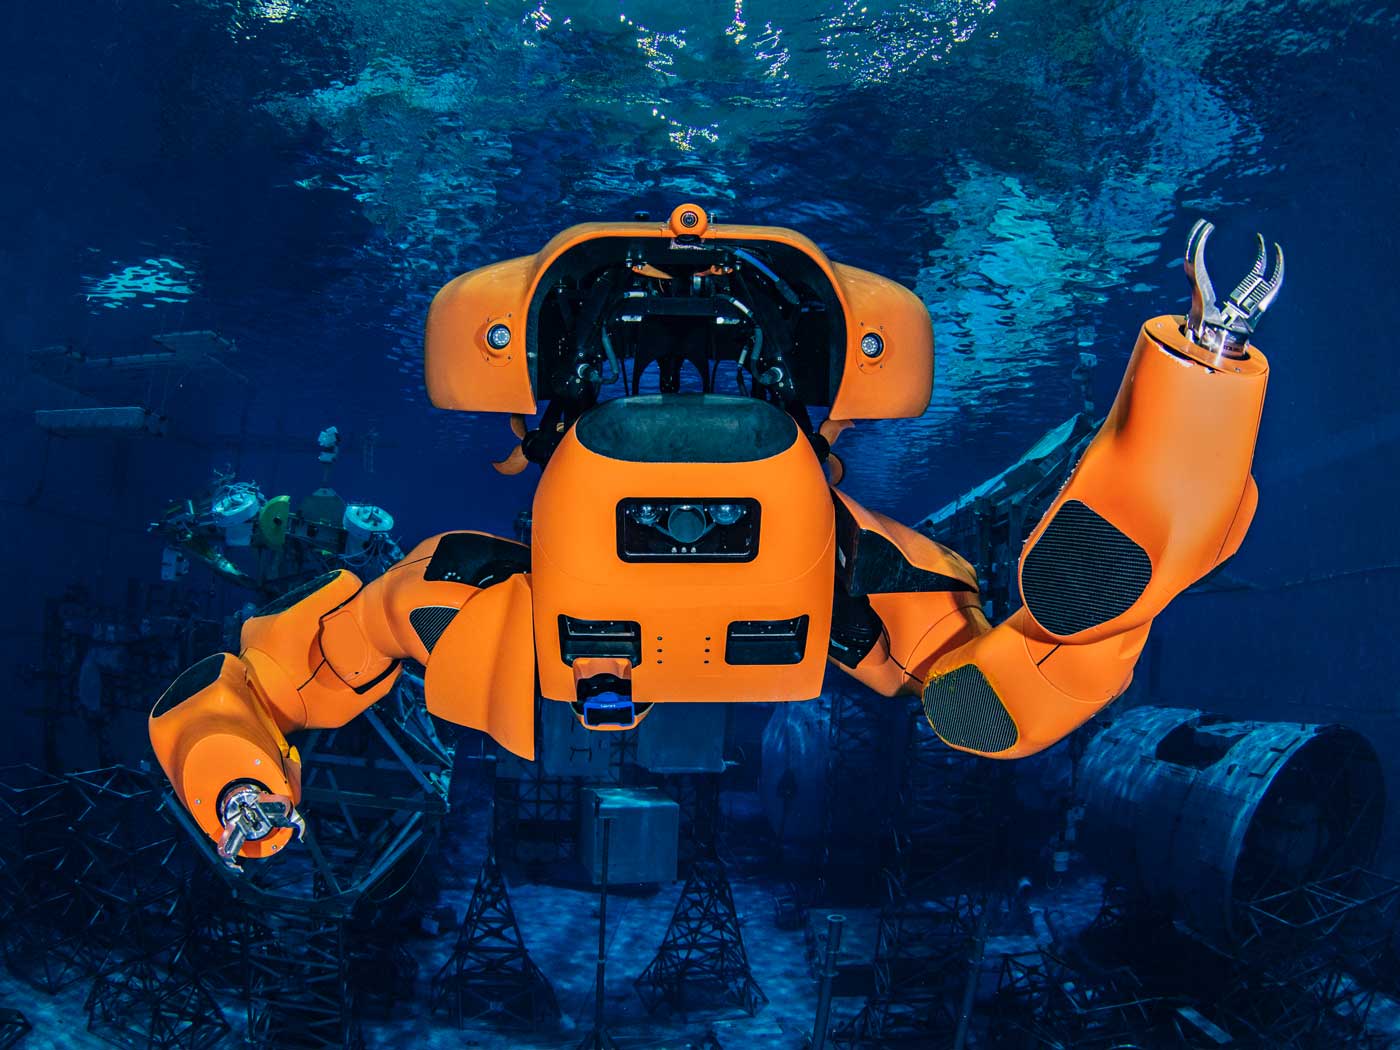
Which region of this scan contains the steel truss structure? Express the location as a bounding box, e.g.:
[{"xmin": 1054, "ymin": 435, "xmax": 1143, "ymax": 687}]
[
  {"xmin": 493, "ymin": 767, "xmax": 584, "ymax": 865},
  {"xmin": 0, "ymin": 1009, "xmax": 30, "ymax": 1049},
  {"xmin": 989, "ymin": 948, "xmax": 1165, "ymax": 1050},
  {"xmin": 1218, "ymin": 867, "xmax": 1400, "ymax": 1048},
  {"xmin": 821, "ymin": 689, "xmax": 903, "ymax": 901},
  {"xmin": 0, "ymin": 764, "xmax": 230, "ymax": 1049},
  {"xmin": 86, "ymin": 958, "xmax": 229, "ymax": 1050},
  {"xmin": 431, "ymin": 851, "xmax": 559, "ymax": 1029},
  {"xmin": 0, "ymin": 660, "xmax": 456, "ymax": 1049},
  {"xmin": 889, "ymin": 709, "xmax": 1015, "ymax": 899},
  {"xmin": 1012, "ymin": 869, "xmax": 1400, "ymax": 1050},
  {"xmin": 635, "ymin": 860, "xmax": 767, "ymax": 1017},
  {"xmin": 832, "ymin": 896, "xmax": 980, "ymax": 1049}
]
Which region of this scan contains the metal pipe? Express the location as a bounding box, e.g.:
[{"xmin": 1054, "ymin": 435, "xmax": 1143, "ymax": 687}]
[
  {"xmin": 952, "ymin": 896, "xmax": 992, "ymax": 1050},
  {"xmin": 594, "ymin": 811, "xmax": 611, "ymax": 1035},
  {"xmin": 811, "ymin": 913, "xmax": 845, "ymax": 1050}
]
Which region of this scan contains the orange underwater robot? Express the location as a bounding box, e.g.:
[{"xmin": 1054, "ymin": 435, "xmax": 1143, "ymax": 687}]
[{"xmin": 149, "ymin": 205, "xmax": 1283, "ymax": 866}]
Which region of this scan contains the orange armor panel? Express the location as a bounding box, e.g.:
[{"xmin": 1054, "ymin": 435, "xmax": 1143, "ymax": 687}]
[
  {"xmin": 531, "ymin": 394, "xmax": 836, "ymax": 706},
  {"xmin": 424, "ymin": 208, "xmax": 932, "ymax": 421}
]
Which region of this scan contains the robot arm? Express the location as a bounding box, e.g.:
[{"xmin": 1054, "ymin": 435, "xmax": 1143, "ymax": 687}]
[
  {"xmin": 916, "ymin": 304, "xmax": 1267, "ymax": 758},
  {"xmin": 149, "ymin": 531, "xmax": 530, "ymax": 867},
  {"xmin": 833, "ymin": 222, "xmax": 1279, "ymax": 759}
]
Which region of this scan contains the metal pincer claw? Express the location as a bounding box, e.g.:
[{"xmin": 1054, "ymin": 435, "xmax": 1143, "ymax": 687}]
[
  {"xmin": 1184, "ymin": 219, "xmax": 1285, "ymax": 357},
  {"xmin": 216, "ymin": 782, "xmax": 307, "ymax": 872}
]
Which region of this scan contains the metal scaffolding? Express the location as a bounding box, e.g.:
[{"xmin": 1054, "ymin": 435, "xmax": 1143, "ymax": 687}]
[
  {"xmin": 11, "ymin": 621, "xmax": 455, "ymax": 1050},
  {"xmin": 0, "ymin": 764, "xmax": 95, "ymax": 992},
  {"xmin": 635, "ymin": 860, "xmax": 767, "ymax": 1017},
  {"xmin": 492, "ymin": 765, "xmax": 583, "ymax": 865},
  {"xmin": 890, "ymin": 707, "xmax": 1014, "ymax": 899},
  {"xmin": 821, "ymin": 689, "xmax": 903, "ymax": 901},
  {"xmin": 0, "ymin": 763, "xmax": 234, "ymax": 1048},
  {"xmin": 431, "ymin": 851, "xmax": 559, "ymax": 1029},
  {"xmin": 832, "ymin": 896, "xmax": 980, "ymax": 1049},
  {"xmin": 240, "ymin": 908, "xmax": 364, "ymax": 1050},
  {"xmin": 989, "ymin": 949, "xmax": 1166, "ymax": 1050},
  {"xmin": 86, "ymin": 958, "xmax": 229, "ymax": 1050},
  {"xmin": 0, "ymin": 1009, "xmax": 30, "ymax": 1049}
]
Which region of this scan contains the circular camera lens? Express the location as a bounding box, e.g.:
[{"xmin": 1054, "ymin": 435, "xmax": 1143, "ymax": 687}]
[
  {"xmin": 487, "ymin": 323, "xmax": 512, "ymax": 350},
  {"xmin": 860, "ymin": 332, "xmax": 884, "ymax": 358},
  {"xmin": 711, "ymin": 503, "xmax": 742, "ymax": 526},
  {"xmin": 680, "ymin": 210, "xmax": 699, "ymax": 229},
  {"xmin": 666, "ymin": 505, "xmax": 707, "ymax": 545}
]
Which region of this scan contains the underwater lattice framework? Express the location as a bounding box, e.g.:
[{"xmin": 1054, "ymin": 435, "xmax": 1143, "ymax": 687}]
[
  {"xmin": 890, "ymin": 709, "xmax": 1015, "ymax": 899},
  {"xmin": 66, "ymin": 765, "xmax": 195, "ymax": 970},
  {"xmin": 635, "ymin": 860, "xmax": 767, "ymax": 1017},
  {"xmin": 0, "ymin": 764, "xmax": 95, "ymax": 992},
  {"xmin": 242, "ymin": 908, "xmax": 364, "ymax": 1050},
  {"xmin": 85, "ymin": 958, "xmax": 229, "ymax": 1050},
  {"xmin": 0, "ymin": 763, "xmax": 236, "ymax": 1048},
  {"xmin": 493, "ymin": 765, "xmax": 583, "ymax": 865},
  {"xmin": 821, "ymin": 690, "xmax": 903, "ymax": 900},
  {"xmin": 0, "ymin": 1008, "xmax": 30, "ymax": 1049},
  {"xmin": 987, "ymin": 949, "xmax": 1167, "ymax": 1050},
  {"xmin": 431, "ymin": 851, "xmax": 559, "ymax": 1029},
  {"xmin": 832, "ymin": 896, "xmax": 981, "ymax": 1049},
  {"xmin": 1049, "ymin": 869, "xmax": 1400, "ymax": 1049},
  {"xmin": 1215, "ymin": 868, "xmax": 1400, "ymax": 1048}
]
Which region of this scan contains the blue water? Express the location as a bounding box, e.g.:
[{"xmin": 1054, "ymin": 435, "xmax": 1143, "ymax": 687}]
[
  {"xmin": 4, "ymin": 3, "xmax": 1400, "ymax": 1045},
  {"xmin": 8, "ymin": 0, "xmax": 1395, "ymax": 532}
]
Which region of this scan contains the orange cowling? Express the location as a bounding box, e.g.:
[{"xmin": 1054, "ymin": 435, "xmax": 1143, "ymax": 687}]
[
  {"xmin": 827, "ymin": 489, "xmax": 985, "ymax": 697},
  {"xmin": 316, "ymin": 531, "xmax": 503, "ymax": 681},
  {"xmin": 531, "ymin": 396, "xmax": 836, "ymax": 707},
  {"xmin": 423, "ymin": 573, "xmax": 538, "ymax": 761},
  {"xmin": 1018, "ymin": 315, "xmax": 1268, "ymax": 643},
  {"xmin": 920, "ymin": 611, "xmax": 1152, "ymax": 759},
  {"xmin": 148, "ymin": 653, "xmax": 300, "ymax": 857},
  {"xmin": 424, "ymin": 210, "xmax": 934, "ymax": 422},
  {"xmin": 917, "ymin": 317, "xmax": 1269, "ymax": 759},
  {"xmin": 239, "ymin": 569, "xmax": 405, "ymax": 732}
]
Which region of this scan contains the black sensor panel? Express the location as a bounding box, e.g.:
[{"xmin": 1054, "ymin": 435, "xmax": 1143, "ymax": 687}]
[
  {"xmin": 617, "ymin": 498, "xmax": 760, "ymax": 562},
  {"xmin": 725, "ymin": 615, "xmax": 810, "ymax": 665},
  {"xmin": 558, "ymin": 615, "xmax": 642, "ymax": 666}
]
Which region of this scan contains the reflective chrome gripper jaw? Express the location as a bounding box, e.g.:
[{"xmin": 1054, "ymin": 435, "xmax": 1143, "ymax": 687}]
[
  {"xmin": 216, "ymin": 781, "xmax": 306, "ymax": 871},
  {"xmin": 1184, "ymin": 219, "xmax": 1285, "ymax": 358}
]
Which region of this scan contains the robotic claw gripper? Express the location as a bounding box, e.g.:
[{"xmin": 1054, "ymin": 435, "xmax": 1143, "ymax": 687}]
[{"xmin": 148, "ymin": 204, "xmax": 1283, "ymax": 869}]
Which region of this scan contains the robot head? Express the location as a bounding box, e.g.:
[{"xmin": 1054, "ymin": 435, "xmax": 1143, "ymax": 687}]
[{"xmin": 424, "ymin": 203, "xmax": 934, "ymax": 462}]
